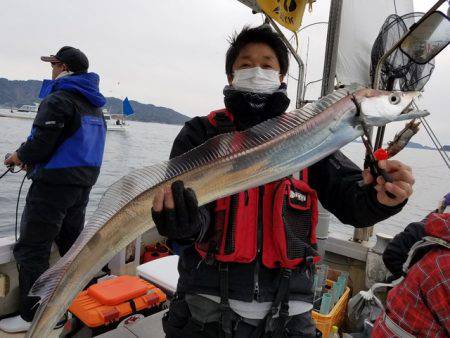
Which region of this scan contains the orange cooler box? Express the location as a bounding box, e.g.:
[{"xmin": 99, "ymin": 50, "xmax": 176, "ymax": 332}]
[{"xmin": 69, "ymin": 275, "xmax": 167, "ymax": 328}]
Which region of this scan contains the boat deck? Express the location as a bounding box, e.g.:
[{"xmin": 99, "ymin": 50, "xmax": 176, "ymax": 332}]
[
  {"xmin": 0, "ymin": 311, "xmax": 166, "ymax": 338},
  {"xmin": 97, "ymin": 310, "xmax": 166, "ymax": 338}
]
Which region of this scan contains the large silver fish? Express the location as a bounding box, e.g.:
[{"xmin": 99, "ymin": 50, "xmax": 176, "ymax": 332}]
[{"xmin": 26, "ymin": 84, "xmax": 426, "ymax": 337}]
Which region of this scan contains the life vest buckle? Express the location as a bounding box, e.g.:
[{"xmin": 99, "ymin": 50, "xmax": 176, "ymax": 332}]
[
  {"xmin": 205, "ymin": 252, "xmax": 215, "ymax": 266},
  {"xmin": 204, "ymin": 244, "xmax": 218, "ymax": 266},
  {"xmin": 279, "ymin": 302, "xmax": 289, "ymax": 318},
  {"xmin": 281, "ymin": 268, "xmax": 292, "ymax": 279}
]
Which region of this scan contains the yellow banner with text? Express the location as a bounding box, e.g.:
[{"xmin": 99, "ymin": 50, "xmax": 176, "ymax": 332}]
[{"xmin": 256, "ymin": 0, "xmax": 313, "ymax": 32}]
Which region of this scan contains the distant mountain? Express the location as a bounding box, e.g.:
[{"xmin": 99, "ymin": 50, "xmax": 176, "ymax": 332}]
[
  {"xmin": 0, "ymin": 78, "xmax": 42, "ymax": 107},
  {"xmin": 103, "ymin": 97, "xmax": 187, "ymax": 125},
  {"xmin": 0, "ymin": 77, "xmax": 189, "ymax": 125},
  {"xmin": 405, "ymin": 141, "xmax": 435, "ymax": 150},
  {"xmin": 443, "ymin": 145, "xmax": 450, "ymax": 152}
]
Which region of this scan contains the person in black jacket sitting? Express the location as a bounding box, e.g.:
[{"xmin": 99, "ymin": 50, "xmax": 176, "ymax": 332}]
[
  {"xmin": 151, "ymin": 26, "xmax": 415, "ymax": 338},
  {"xmin": 383, "ymin": 192, "xmax": 450, "ymax": 279},
  {"xmin": 1, "ymin": 46, "xmax": 107, "ymax": 333}
]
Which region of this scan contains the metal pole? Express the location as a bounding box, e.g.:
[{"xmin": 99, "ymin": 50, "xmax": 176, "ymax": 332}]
[
  {"xmin": 303, "ymin": 37, "xmax": 310, "ymax": 98},
  {"xmin": 266, "ymin": 15, "xmax": 305, "ymax": 108},
  {"xmin": 321, "ymin": 0, "xmax": 343, "ymax": 96},
  {"xmin": 315, "ymin": 0, "xmax": 343, "ymax": 242}
]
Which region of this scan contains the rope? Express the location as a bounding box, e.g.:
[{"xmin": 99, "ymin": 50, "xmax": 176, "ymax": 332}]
[
  {"xmin": 0, "ymin": 164, "xmax": 26, "ymax": 241},
  {"xmin": 411, "ymin": 101, "xmax": 450, "ymax": 170},
  {"xmin": 288, "ymin": 73, "xmax": 299, "ymax": 81},
  {"xmin": 15, "ymin": 174, "xmax": 27, "ymax": 242},
  {"xmin": 0, "ymin": 167, "xmax": 22, "ymax": 180}
]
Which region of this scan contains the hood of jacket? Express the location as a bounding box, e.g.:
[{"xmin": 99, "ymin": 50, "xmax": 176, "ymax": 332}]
[
  {"xmin": 425, "ymin": 212, "xmax": 450, "ymax": 242},
  {"xmin": 39, "ymin": 72, "xmax": 106, "ymax": 107}
]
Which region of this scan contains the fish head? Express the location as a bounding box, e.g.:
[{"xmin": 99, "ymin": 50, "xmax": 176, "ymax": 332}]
[{"xmin": 354, "ymin": 89, "xmax": 427, "ymax": 126}]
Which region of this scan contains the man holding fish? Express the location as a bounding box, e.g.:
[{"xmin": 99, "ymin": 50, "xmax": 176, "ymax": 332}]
[{"xmin": 152, "ymin": 25, "xmax": 415, "ymax": 338}]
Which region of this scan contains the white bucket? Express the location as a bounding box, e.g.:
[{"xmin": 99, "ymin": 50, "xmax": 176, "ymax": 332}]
[{"xmin": 316, "ymin": 202, "xmax": 330, "ymax": 239}]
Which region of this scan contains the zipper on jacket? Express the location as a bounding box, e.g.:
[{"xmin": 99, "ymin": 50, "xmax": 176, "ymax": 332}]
[
  {"xmin": 254, "ymin": 186, "xmax": 265, "ymax": 301},
  {"xmin": 225, "ymin": 195, "xmax": 239, "ymax": 255}
]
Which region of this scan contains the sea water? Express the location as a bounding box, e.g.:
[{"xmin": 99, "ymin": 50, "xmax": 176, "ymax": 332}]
[{"xmin": 0, "ymin": 113, "xmax": 449, "ymax": 238}]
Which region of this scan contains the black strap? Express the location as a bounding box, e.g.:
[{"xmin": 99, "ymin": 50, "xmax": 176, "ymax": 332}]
[
  {"xmin": 251, "ymin": 268, "xmax": 292, "ymax": 338},
  {"xmin": 219, "ymin": 263, "xmax": 233, "ymax": 338},
  {"xmin": 129, "ymin": 298, "xmax": 137, "ymax": 313},
  {"xmin": 272, "ymin": 291, "xmax": 290, "ymax": 337}
]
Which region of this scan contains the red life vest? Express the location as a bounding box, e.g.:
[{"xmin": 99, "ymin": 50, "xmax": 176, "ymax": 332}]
[{"xmin": 196, "ymin": 109, "xmax": 320, "ymax": 269}]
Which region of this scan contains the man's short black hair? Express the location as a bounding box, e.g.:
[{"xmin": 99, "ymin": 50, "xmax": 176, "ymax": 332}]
[{"xmin": 225, "ymin": 25, "xmax": 289, "ymax": 76}]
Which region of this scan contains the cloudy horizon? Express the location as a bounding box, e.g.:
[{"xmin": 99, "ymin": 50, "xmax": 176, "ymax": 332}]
[{"xmin": 1, "ymin": 0, "xmax": 449, "ymax": 146}]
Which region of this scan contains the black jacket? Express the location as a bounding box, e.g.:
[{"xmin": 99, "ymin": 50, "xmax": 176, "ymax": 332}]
[
  {"xmin": 169, "ymin": 115, "xmax": 405, "ymax": 303},
  {"xmin": 17, "ymin": 84, "xmax": 106, "ymax": 187},
  {"xmin": 383, "ymin": 216, "xmax": 429, "ymax": 279}
]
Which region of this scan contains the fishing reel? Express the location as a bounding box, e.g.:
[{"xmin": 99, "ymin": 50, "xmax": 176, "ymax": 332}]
[
  {"xmin": 4, "ymin": 153, "xmax": 15, "ymax": 171},
  {"xmin": 3, "ymin": 153, "xmax": 24, "ymax": 174},
  {"xmin": 1, "ymin": 153, "xmax": 19, "ymax": 180}
]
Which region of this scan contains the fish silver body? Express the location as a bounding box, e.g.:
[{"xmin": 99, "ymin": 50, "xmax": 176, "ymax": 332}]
[{"xmin": 26, "ymin": 84, "xmax": 426, "ymax": 337}]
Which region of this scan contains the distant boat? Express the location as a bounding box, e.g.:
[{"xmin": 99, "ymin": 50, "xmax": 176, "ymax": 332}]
[
  {"xmin": 0, "ymin": 103, "xmax": 39, "ymax": 120},
  {"xmin": 103, "ymin": 97, "xmax": 134, "ymax": 132},
  {"xmin": 103, "ymin": 109, "xmax": 126, "ymax": 132},
  {"xmin": 17, "ymin": 103, "xmax": 39, "ymax": 113}
]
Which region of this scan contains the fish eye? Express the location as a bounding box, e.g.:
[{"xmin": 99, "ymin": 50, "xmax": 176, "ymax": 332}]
[{"xmin": 389, "ymin": 93, "xmax": 400, "ymax": 105}]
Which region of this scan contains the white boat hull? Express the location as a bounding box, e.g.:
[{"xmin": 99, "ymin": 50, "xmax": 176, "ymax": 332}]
[
  {"xmin": 0, "ymin": 110, "xmax": 36, "ymax": 120},
  {"xmin": 107, "ymin": 125, "xmax": 127, "ymax": 132}
]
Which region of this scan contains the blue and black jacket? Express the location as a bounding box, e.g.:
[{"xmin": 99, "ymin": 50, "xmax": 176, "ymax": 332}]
[{"xmin": 17, "ymin": 72, "xmax": 107, "ymax": 187}]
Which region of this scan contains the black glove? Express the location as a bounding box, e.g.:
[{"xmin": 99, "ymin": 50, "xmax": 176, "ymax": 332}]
[{"xmin": 152, "ymin": 180, "xmax": 209, "ymax": 241}]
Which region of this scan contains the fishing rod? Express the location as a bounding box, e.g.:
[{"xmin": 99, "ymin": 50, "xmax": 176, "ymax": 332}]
[
  {"xmin": 2, "ymin": 153, "xmax": 26, "ymax": 241},
  {"xmin": 0, "ymin": 164, "xmax": 23, "ymax": 180},
  {"xmin": 2, "ymin": 154, "xmax": 17, "ymax": 179},
  {"xmin": 14, "ymin": 174, "xmax": 27, "ymax": 241},
  {"xmin": 0, "ymin": 168, "xmax": 10, "ymax": 180}
]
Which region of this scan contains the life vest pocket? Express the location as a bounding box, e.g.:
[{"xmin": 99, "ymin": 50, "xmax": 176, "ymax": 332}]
[
  {"xmin": 196, "ymin": 189, "xmax": 258, "ymax": 263},
  {"xmin": 263, "ymin": 178, "xmax": 319, "ymax": 269}
]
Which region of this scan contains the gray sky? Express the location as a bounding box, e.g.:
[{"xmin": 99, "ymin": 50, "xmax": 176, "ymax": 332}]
[{"xmin": 0, "ymin": 0, "xmax": 448, "ymax": 145}]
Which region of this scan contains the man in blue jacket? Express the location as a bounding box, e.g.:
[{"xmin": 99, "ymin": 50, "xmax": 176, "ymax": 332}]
[{"xmin": 1, "ymin": 46, "xmax": 107, "ymax": 333}]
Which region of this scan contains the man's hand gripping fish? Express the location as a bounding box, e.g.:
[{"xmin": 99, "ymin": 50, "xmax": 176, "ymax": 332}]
[{"xmin": 26, "ymin": 84, "xmax": 426, "ymax": 337}]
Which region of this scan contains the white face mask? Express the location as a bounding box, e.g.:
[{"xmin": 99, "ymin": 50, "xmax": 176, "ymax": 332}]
[{"xmin": 231, "ymin": 67, "xmax": 281, "ymax": 94}]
